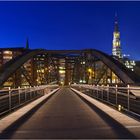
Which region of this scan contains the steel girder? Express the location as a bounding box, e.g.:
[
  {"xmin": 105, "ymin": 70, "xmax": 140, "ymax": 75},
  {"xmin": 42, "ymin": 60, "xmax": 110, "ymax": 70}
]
[
  {"xmin": 0, "ymin": 49, "xmax": 45, "ymax": 86},
  {"xmin": 0, "ymin": 49, "xmax": 140, "ymax": 87},
  {"xmin": 90, "ymin": 49, "xmax": 140, "ymax": 84}
]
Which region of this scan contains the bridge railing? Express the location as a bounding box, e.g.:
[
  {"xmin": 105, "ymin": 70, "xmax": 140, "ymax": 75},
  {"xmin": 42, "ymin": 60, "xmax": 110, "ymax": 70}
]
[
  {"xmin": 71, "ymin": 84, "xmax": 140, "ymax": 117},
  {"xmin": 0, "ymin": 84, "xmax": 58, "ymax": 116}
]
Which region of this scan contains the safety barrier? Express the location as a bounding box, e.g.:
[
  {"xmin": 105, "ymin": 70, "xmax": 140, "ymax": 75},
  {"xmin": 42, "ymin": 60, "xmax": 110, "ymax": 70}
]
[
  {"xmin": 71, "ymin": 84, "xmax": 140, "ymax": 117},
  {"xmin": 0, "ymin": 85, "xmax": 58, "ymax": 116}
]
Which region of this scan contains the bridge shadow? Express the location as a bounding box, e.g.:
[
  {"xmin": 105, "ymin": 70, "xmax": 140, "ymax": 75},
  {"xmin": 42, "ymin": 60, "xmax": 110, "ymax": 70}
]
[
  {"xmin": 0, "ymin": 92, "xmax": 56, "ymax": 139},
  {"xmin": 75, "ymin": 93, "xmax": 138, "ymax": 139}
]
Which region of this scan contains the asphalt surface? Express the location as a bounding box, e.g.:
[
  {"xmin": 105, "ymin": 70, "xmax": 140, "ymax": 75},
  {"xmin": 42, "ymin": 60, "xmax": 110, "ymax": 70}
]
[{"xmin": 0, "ymin": 87, "xmax": 138, "ymax": 139}]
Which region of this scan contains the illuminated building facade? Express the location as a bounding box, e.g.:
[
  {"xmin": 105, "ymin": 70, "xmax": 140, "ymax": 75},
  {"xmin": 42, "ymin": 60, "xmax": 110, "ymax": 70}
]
[
  {"xmin": 59, "ymin": 59, "xmax": 65, "ymax": 85},
  {"xmin": 112, "ymin": 13, "xmax": 122, "ymax": 59},
  {"xmin": 0, "ymin": 48, "xmax": 25, "ymax": 66},
  {"xmin": 123, "ymin": 56, "xmax": 136, "ymax": 71},
  {"xmin": 0, "ymin": 48, "xmax": 55, "ymax": 88},
  {"xmin": 112, "ymin": 14, "xmax": 136, "ymax": 72},
  {"xmin": 0, "ymin": 47, "xmax": 31, "ymax": 87}
]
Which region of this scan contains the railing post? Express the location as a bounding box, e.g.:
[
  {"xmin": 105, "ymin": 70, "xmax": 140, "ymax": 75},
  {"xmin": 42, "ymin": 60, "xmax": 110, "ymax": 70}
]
[
  {"xmin": 18, "ymin": 86, "xmax": 21, "ymax": 105},
  {"xmin": 33, "ymin": 86, "xmax": 35, "ymax": 97},
  {"xmin": 43, "ymin": 87, "xmax": 45, "ymax": 95},
  {"xmin": 79, "ymin": 85, "xmax": 81, "ymax": 92},
  {"xmin": 35, "ymin": 86, "xmax": 37, "ymax": 96},
  {"xmin": 102, "ymin": 85, "xmax": 104, "ymax": 100},
  {"xmin": 107, "ymin": 84, "xmax": 109, "ymax": 102},
  {"xmin": 29, "ymin": 86, "xmax": 32, "ymax": 99},
  {"xmin": 97, "ymin": 85, "xmax": 99, "ymax": 98},
  {"xmin": 92, "ymin": 85, "xmax": 95, "ymax": 97},
  {"xmin": 127, "ymin": 85, "xmax": 130, "ymax": 111},
  {"xmin": 43, "ymin": 87, "xmax": 46, "ymax": 95},
  {"xmin": 36, "ymin": 86, "xmax": 39, "ymax": 96},
  {"xmin": 8, "ymin": 87, "xmax": 11, "ymax": 111},
  {"xmin": 25, "ymin": 87, "xmax": 27, "ymax": 101},
  {"xmin": 115, "ymin": 85, "xmax": 118, "ymax": 105}
]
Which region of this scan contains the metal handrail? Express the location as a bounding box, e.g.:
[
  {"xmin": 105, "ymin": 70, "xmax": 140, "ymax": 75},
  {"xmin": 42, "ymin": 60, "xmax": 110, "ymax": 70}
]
[
  {"xmin": 71, "ymin": 84, "xmax": 140, "ymax": 117},
  {"xmin": 73, "ymin": 84, "xmax": 140, "ymax": 90},
  {"xmin": 0, "ymin": 84, "xmax": 59, "ymax": 116}
]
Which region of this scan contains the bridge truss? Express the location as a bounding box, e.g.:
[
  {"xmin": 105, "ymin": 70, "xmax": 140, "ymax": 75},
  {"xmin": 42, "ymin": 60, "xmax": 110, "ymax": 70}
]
[{"xmin": 0, "ymin": 49, "xmax": 139, "ymax": 88}]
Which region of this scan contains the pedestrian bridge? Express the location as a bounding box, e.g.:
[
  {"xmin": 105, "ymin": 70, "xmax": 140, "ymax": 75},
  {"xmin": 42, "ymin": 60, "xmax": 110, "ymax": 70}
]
[
  {"xmin": 0, "ymin": 85, "xmax": 140, "ymax": 139},
  {"xmin": 0, "ymin": 48, "xmax": 140, "ymax": 138}
]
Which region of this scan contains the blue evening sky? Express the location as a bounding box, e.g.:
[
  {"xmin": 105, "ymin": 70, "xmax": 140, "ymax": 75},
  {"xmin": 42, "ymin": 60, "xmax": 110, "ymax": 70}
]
[{"xmin": 0, "ymin": 1, "xmax": 140, "ymax": 60}]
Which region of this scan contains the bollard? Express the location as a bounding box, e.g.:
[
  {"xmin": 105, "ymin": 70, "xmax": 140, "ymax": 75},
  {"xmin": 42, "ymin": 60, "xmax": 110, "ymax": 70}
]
[{"xmin": 118, "ymin": 104, "xmax": 122, "ymax": 111}]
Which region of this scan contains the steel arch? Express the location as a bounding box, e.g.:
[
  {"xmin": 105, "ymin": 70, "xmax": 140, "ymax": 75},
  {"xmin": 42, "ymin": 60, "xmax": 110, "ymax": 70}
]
[
  {"xmin": 90, "ymin": 49, "xmax": 140, "ymax": 84},
  {"xmin": 0, "ymin": 49, "xmax": 139, "ymax": 86}
]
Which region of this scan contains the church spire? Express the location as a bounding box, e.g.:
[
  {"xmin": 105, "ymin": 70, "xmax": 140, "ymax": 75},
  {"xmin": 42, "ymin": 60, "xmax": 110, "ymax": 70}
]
[
  {"xmin": 112, "ymin": 12, "xmax": 122, "ymax": 59},
  {"xmin": 114, "ymin": 12, "xmax": 119, "ymax": 32},
  {"xmin": 26, "ymin": 38, "xmax": 29, "ymax": 49}
]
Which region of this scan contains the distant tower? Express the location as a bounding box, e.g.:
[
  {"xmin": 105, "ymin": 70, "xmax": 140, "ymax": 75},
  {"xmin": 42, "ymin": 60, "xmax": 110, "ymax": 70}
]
[
  {"xmin": 112, "ymin": 13, "xmax": 122, "ymax": 59},
  {"xmin": 26, "ymin": 38, "xmax": 29, "ymax": 49}
]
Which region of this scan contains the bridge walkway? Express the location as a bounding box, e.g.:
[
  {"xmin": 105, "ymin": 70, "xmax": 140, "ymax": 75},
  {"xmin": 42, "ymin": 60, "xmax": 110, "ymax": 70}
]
[{"xmin": 0, "ymin": 87, "xmax": 139, "ymax": 139}]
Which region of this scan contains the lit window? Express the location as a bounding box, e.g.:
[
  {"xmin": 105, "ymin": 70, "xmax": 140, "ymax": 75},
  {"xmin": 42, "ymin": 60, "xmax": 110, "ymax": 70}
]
[
  {"xmin": 3, "ymin": 56, "xmax": 12, "ymax": 59},
  {"xmin": 3, "ymin": 51, "xmax": 12, "ymax": 55}
]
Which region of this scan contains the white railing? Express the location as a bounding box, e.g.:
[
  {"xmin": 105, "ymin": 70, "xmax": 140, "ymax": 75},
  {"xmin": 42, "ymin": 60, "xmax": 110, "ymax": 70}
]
[
  {"xmin": 0, "ymin": 84, "xmax": 59, "ymax": 116},
  {"xmin": 71, "ymin": 84, "xmax": 140, "ymax": 116}
]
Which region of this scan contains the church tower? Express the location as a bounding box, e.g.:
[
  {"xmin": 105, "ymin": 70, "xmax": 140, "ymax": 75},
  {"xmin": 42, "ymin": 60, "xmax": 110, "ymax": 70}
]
[
  {"xmin": 112, "ymin": 13, "xmax": 122, "ymax": 59},
  {"xmin": 26, "ymin": 38, "xmax": 29, "ymax": 49}
]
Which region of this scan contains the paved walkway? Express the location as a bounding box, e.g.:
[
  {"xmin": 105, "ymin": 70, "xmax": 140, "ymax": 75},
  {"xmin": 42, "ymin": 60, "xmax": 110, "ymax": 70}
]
[
  {"xmin": 0, "ymin": 88, "xmax": 59, "ymax": 132},
  {"xmin": 0, "ymin": 87, "xmax": 140, "ymax": 139},
  {"xmin": 72, "ymin": 87, "xmax": 140, "ymax": 138}
]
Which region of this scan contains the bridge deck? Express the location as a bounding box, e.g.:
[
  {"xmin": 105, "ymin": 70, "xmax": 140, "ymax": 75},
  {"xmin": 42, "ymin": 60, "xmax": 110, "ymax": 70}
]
[{"xmin": 0, "ymin": 87, "xmax": 139, "ymax": 139}]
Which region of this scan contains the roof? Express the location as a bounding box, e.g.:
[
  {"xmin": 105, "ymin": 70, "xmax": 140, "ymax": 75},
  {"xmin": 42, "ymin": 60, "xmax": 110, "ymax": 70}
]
[{"xmin": 0, "ymin": 47, "xmax": 28, "ymax": 51}]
